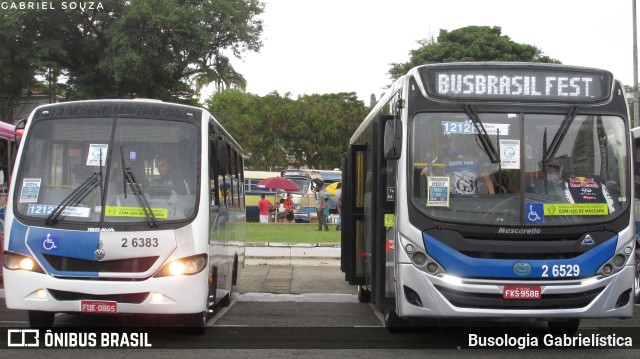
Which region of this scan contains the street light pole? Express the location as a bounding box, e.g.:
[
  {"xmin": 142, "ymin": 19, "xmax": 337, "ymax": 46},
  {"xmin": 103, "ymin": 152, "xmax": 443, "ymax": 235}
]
[{"xmin": 634, "ymin": 0, "xmax": 639, "ymax": 128}]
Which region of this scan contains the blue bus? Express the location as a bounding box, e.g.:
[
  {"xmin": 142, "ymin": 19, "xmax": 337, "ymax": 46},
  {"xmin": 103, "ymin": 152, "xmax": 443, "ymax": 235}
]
[{"xmin": 342, "ymin": 63, "xmax": 635, "ymax": 332}]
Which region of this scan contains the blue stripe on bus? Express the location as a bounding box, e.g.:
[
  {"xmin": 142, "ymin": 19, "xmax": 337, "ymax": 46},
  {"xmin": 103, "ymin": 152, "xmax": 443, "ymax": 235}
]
[
  {"xmin": 423, "ymin": 232, "xmax": 617, "ymax": 279},
  {"xmin": 7, "ymin": 220, "xmax": 30, "ymax": 255}
]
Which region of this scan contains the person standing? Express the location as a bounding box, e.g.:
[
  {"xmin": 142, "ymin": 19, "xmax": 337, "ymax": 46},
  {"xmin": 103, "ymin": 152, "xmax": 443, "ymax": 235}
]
[
  {"xmin": 333, "ymin": 182, "xmax": 342, "ymax": 231},
  {"xmin": 258, "ymin": 194, "xmax": 272, "ymax": 223},
  {"xmin": 314, "ymin": 183, "xmax": 329, "ymax": 231},
  {"xmin": 284, "ymin": 193, "xmax": 295, "ymax": 223}
]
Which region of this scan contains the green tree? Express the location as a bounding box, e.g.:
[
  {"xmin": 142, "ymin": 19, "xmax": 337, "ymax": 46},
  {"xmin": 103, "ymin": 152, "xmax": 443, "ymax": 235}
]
[
  {"xmin": 12, "ymin": 0, "xmax": 263, "ymax": 102},
  {"xmin": 389, "ymin": 26, "xmax": 560, "ymax": 80},
  {"xmin": 0, "ymin": 11, "xmax": 39, "ymax": 121},
  {"xmin": 207, "ymin": 91, "xmax": 367, "ymax": 170}
]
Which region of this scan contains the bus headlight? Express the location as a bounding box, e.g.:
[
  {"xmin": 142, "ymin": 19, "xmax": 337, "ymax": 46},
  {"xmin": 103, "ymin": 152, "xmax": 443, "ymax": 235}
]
[
  {"xmin": 3, "ymin": 252, "xmax": 45, "ymax": 273},
  {"xmin": 154, "ymin": 254, "xmax": 207, "ymax": 277},
  {"xmin": 596, "ymin": 243, "xmax": 634, "ymax": 277}
]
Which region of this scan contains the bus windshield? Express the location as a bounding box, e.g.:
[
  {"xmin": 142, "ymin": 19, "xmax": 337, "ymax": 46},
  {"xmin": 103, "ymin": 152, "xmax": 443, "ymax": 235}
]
[
  {"xmin": 14, "ymin": 117, "xmax": 199, "ymax": 225},
  {"xmin": 410, "ymin": 111, "xmax": 628, "ymax": 225}
]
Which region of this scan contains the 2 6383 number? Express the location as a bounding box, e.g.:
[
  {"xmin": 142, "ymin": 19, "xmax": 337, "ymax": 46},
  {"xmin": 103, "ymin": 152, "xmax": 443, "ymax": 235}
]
[{"xmin": 121, "ymin": 237, "xmax": 158, "ymax": 248}]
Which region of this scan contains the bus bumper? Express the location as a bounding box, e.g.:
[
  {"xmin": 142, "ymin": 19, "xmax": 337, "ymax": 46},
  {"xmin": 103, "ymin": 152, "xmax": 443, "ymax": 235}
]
[
  {"xmin": 395, "ymin": 262, "xmax": 635, "ymax": 320},
  {"xmin": 3, "ymin": 269, "xmax": 209, "ymax": 315}
]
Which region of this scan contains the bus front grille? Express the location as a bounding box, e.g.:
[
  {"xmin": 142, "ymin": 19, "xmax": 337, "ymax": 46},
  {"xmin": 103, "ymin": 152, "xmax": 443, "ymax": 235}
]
[
  {"xmin": 433, "ymin": 285, "xmax": 605, "ymax": 310},
  {"xmin": 48, "ymin": 289, "xmax": 149, "ymax": 304},
  {"xmin": 43, "ymin": 254, "xmax": 159, "ymax": 273}
]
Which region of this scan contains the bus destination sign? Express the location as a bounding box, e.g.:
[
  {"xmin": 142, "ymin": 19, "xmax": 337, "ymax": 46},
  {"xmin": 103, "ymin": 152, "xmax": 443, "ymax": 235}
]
[{"xmin": 421, "ymin": 66, "xmax": 612, "ymax": 103}]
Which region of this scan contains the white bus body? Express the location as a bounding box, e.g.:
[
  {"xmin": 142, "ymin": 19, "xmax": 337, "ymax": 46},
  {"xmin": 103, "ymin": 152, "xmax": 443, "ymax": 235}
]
[{"xmin": 3, "ymin": 99, "xmax": 245, "ymax": 333}]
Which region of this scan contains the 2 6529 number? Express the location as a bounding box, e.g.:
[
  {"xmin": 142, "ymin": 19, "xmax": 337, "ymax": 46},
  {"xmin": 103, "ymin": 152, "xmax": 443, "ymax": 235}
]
[
  {"xmin": 121, "ymin": 237, "xmax": 158, "ymax": 248},
  {"xmin": 541, "ymin": 264, "xmax": 580, "ymax": 278}
]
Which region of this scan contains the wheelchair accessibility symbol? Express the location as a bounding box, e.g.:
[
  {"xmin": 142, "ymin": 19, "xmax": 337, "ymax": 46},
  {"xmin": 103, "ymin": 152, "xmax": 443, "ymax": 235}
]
[
  {"xmin": 42, "ymin": 233, "xmax": 58, "ymax": 251},
  {"xmin": 525, "ymin": 203, "xmax": 544, "ymax": 223}
]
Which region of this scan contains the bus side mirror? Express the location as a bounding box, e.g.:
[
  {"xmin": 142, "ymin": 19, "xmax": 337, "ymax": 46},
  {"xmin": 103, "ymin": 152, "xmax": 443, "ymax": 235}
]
[{"xmin": 383, "ymin": 119, "xmax": 402, "ymax": 160}]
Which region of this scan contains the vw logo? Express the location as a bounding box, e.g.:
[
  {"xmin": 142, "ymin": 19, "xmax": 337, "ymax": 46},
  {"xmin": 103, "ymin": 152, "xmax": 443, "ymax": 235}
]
[
  {"xmin": 513, "ymin": 262, "xmax": 532, "ymax": 276},
  {"xmin": 94, "ymin": 240, "xmax": 105, "ymax": 261},
  {"xmin": 94, "ymin": 249, "xmax": 105, "ymax": 261}
]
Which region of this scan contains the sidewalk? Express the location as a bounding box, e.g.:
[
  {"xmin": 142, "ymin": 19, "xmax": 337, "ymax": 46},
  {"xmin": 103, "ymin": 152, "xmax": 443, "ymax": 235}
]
[
  {"xmin": 245, "ymin": 242, "xmax": 340, "ymax": 265},
  {"xmin": 0, "ymin": 243, "xmax": 349, "ymax": 295}
]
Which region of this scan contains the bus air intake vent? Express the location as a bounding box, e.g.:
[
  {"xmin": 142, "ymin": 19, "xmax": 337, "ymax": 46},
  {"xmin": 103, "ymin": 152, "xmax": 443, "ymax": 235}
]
[
  {"xmin": 47, "ymin": 289, "xmax": 148, "ymax": 304},
  {"xmin": 43, "ymin": 254, "xmax": 159, "ymax": 273},
  {"xmin": 433, "ymin": 285, "xmax": 605, "ymax": 310}
]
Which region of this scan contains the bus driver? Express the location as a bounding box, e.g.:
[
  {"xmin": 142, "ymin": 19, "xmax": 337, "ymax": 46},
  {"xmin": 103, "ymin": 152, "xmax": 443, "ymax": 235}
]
[{"xmin": 420, "ymin": 134, "xmax": 495, "ymax": 195}]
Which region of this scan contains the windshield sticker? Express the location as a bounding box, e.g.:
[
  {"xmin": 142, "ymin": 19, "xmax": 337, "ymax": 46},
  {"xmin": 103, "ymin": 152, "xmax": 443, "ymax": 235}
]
[
  {"xmin": 87, "ymin": 144, "xmax": 109, "ymax": 166},
  {"xmin": 105, "ymin": 206, "xmax": 169, "ymax": 219},
  {"xmin": 27, "ymin": 204, "xmax": 91, "ymax": 218},
  {"xmin": 19, "ymin": 178, "xmax": 41, "ymax": 203},
  {"xmin": 442, "ymin": 121, "xmax": 510, "ymax": 136},
  {"xmin": 543, "ymin": 203, "xmax": 609, "ymax": 216},
  {"xmin": 500, "ymin": 139, "xmax": 520, "ymax": 169},
  {"xmin": 427, "ymin": 176, "xmax": 450, "ymax": 207},
  {"xmin": 525, "ymin": 203, "xmax": 544, "ymax": 223}
]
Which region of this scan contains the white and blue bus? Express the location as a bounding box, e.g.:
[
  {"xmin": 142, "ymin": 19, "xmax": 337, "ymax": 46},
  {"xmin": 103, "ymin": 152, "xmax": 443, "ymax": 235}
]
[
  {"xmin": 3, "ymin": 99, "xmax": 245, "ymax": 333},
  {"xmin": 342, "ymin": 63, "xmax": 635, "ymax": 331}
]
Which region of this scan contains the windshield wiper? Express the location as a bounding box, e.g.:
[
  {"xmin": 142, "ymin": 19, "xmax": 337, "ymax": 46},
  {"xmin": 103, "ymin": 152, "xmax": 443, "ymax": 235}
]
[
  {"xmin": 464, "ymin": 105, "xmax": 500, "ymax": 164},
  {"xmin": 540, "ymin": 107, "xmax": 578, "ymax": 193},
  {"xmin": 120, "ymin": 147, "xmax": 157, "ymax": 227},
  {"xmin": 542, "ymin": 107, "xmax": 578, "ymax": 164},
  {"xmin": 47, "ymin": 147, "xmax": 105, "ymax": 225},
  {"xmin": 46, "ymin": 172, "xmax": 101, "ymax": 225}
]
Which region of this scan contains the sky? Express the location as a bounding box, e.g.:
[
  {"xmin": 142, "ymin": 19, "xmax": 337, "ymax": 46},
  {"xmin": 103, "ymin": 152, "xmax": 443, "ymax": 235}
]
[{"xmin": 227, "ymin": 0, "xmax": 637, "ymax": 105}]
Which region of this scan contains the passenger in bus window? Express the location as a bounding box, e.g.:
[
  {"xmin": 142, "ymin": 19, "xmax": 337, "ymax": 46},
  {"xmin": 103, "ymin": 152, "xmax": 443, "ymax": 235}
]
[
  {"xmin": 156, "ymin": 154, "xmax": 190, "ymax": 195},
  {"xmin": 421, "ymin": 134, "xmax": 495, "ymax": 195}
]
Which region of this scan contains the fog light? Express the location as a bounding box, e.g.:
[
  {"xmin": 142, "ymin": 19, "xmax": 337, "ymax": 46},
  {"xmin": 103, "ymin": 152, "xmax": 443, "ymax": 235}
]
[
  {"xmin": 426, "ymin": 262, "xmax": 438, "ymax": 274},
  {"xmin": 405, "ymin": 244, "xmax": 415, "ymax": 253},
  {"xmin": 603, "ymin": 264, "xmax": 613, "ymax": 275},
  {"xmin": 150, "ymin": 292, "xmax": 164, "ymax": 303},
  {"xmin": 35, "ymin": 289, "xmax": 47, "ymax": 299},
  {"xmin": 612, "ymin": 254, "xmax": 626, "ymax": 267},
  {"xmin": 624, "ymin": 246, "xmax": 632, "ymax": 255},
  {"xmin": 412, "ymin": 252, "xmax": 427, "ymax": 266}
]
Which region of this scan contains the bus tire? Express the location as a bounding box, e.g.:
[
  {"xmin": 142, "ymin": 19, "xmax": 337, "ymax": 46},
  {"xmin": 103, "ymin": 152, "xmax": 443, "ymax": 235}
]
[
  {"xmin": 183, "ymin": 312, "xmax": 207, "ymax": 335},
  {"xmin": 548, "ymin": 319, "xmax": 580, "ymax": 335},
  {"xmin": 357, "ymin": 285, "xmax": 371, "ymax": 303},
  {"xmin": 28, "ymin": 310, "xmax": 55, "ymax": 329},
  {"xmin": 634, "ymin": 247, "xmax": 640, "ymax": 303},
  {"xmin": 383, "ymin": 310, "xmax": 408, "ymax": 332}
]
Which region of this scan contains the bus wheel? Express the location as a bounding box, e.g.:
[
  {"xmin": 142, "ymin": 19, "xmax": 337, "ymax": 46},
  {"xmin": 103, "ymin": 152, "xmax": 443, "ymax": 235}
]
[
  {"xmin": 548, "ymin": 319, "xmax": 580, "ymax": 335},
  {"xmin": 28, "ymin": 310, "xmax": 55, "ymax": 328},
  {"xmin": 357, "ymin": 285, "xmax": 371, "ymax": 303},
  {"xmin": 634, "ymin": 247, "xmax": 640, "ymax": 303},
  {"xmin": 383, "ymin": 310, "xmax": 408, "ymax": 332},
  {"xmin": 183, "ymin": 312, "xmax": 207, "ymax": 335}
]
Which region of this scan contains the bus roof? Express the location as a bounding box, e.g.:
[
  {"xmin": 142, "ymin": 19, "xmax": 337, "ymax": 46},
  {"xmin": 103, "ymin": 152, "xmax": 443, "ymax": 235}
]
[{"xmin": 0, "ymin": 121, "xmax": 15, "ymax": 137}]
